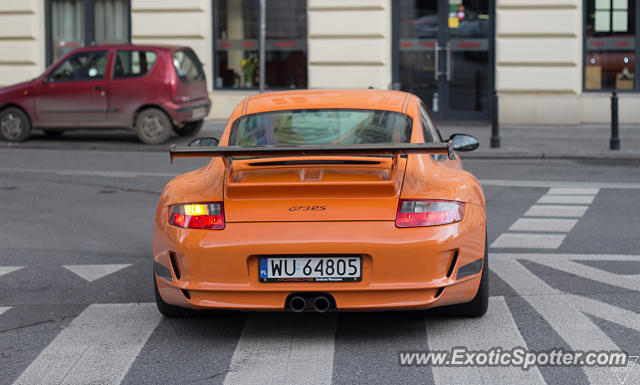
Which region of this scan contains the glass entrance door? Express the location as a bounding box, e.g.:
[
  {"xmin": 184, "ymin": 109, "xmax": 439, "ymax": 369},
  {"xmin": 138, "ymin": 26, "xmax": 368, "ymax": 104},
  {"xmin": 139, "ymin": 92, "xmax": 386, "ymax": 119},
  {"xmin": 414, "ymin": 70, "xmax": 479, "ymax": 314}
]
[{"xmin": 395, "ymin": 0, "xmax": 493, "ymax": 120}]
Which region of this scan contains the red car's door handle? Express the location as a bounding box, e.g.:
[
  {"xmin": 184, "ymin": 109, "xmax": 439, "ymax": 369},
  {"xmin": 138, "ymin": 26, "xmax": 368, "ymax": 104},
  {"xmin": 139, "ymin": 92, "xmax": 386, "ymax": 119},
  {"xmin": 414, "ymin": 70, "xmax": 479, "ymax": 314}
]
[{"xmin": 94, "ymin": 85, "xmax": 104, "ymax": 91}]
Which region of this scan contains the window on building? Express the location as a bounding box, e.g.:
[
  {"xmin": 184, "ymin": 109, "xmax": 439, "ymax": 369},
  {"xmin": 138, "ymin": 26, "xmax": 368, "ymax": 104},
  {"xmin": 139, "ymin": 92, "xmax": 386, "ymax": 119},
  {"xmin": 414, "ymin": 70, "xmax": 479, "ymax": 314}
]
[
  {"xmin": 585, "ymin": 0, "xmax": 637, "ymax": 90},
  {"xmin": 113, "ymin": 50, "xmax": 157, "ymax": 78},
  {"xmin": 213, "ymin": 0, "xmax": 307, "ymax": 89},
  {"xmin": 48, "ymin": 0, "xmax": 130, "ymax": 64}
]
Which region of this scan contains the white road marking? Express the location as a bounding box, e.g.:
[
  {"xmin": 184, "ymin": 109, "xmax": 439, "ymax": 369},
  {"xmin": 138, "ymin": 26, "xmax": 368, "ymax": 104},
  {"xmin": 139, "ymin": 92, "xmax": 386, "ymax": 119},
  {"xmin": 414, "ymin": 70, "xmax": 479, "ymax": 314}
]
[
  {"xmin": 0, "ymin": 306, "xmax": 11, "ymax": 316},
  {"xmin": 0, "ymin": 167, "xmax": 178, "ymax": 178},
  {"xmin": 509, "ymin": 218, "xmax": 578, "ymax": 233},
  {"xmin": 547, "ymin": 188, "xmax": 601, "ymax": 195},
  {"xmin": 528, "ymin": 258, "xmax": 640, "ymax": 292},
  {"xmin": 223, "ymin": 313, "xmax": 336, "ymax": 385},
  {"xmin": 0, "ymin": 266, "xmax": 24, "ymax": 279},
  {"xmin": 63, "ymin": 264, "xmax": 132, "ymax": 282},
  {"xmin": 491, "ymin": 257, "xmax": 623, "ymax": 384},
  {"xmin": 491, "ymin": 253, "xmax": 640, "ymax": 261},
  {"xmin": 537, "ymin": 195, "xmax": 595, "ymax": 205},
  {"xmin": 491, "ymin": 233, "xmax": 566, "ymax": 249},
  {"xmin": 480, "ymin": 179, "xmax": 640, "ymax": 190},
  {"xmin": 427, "ymin": 296, "xmax": 545, "ymax": 385},
  {"xmin": 567, "ymin": 294, "xmax": 640, "ymax": 332},
  {"xmin": 524, "ymin": 205, "xmax": 589, "ymax": 218},
  {"xmin": 2, "ymin": 167, "xmax": 640, "ymax": 190},
  {"xmin": 13, "ymin": 303, "xmax": 162, "ymax": 385}
]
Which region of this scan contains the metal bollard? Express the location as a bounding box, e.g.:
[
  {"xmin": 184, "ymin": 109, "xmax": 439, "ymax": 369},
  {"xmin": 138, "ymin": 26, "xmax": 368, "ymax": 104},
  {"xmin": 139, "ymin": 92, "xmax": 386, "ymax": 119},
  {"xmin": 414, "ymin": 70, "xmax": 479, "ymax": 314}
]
[
  {"xmin": 490, "ymin": 90, "xmax": 500, "ymax": 148},
  {"xmin": 610, "ymin": 90, "xmax": 620, "ymax": 150}
]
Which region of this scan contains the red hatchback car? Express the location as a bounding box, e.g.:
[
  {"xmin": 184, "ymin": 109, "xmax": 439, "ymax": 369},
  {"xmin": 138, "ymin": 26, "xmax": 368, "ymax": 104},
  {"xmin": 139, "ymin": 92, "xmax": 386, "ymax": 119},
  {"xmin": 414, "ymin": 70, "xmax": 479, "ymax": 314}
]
[{"xmin": 0, "ymin": 44, "xmax": 211, "ymax": 144}]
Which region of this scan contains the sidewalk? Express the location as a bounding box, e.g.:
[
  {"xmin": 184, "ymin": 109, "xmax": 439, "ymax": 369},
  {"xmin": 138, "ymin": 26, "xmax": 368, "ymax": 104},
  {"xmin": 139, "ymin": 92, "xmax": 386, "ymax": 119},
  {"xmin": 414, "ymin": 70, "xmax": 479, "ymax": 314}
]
[
  {"xmin": 440, "ymin": 123, "xmax": 640, "ymax": 160},
  {"xmin": 203, "ymin": 120, "xmax": 640, "ymax": 161}
]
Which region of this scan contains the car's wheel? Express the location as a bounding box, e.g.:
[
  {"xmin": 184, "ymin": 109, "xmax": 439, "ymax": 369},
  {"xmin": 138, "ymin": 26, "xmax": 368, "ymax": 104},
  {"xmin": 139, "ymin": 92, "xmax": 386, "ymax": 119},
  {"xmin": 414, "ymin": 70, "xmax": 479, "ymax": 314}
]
[
  {"xmin": 174, "ymin": 120, "xmax": 203, "ymax": 137},
  {"xmin": 135, "ymin": 108, "xmax": 173, "ymax": 144},
  {"xmin": 153, "ymin": 274, "xmax": 187, "ymax": 317},
  {"xmin": 0, "ymin": 107, "xmax": 31, "ymax": 142},
  {"xmin": 440, "ymin": 233, "xmax": 489, "ymax": 318},
  {"xmin": 43, "ymin": 129, "xmax": 64, "ymax": 137}
]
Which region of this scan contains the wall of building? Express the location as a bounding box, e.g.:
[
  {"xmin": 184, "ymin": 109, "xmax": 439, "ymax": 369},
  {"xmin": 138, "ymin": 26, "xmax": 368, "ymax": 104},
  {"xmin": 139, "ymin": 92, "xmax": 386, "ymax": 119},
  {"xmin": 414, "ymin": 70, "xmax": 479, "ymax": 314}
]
[
  {"xmin": 0, "ymin": 0, "xmax": 46, "ymax": 88},
  {"xmin": 496, "ymin": 0, "xmax": 583, "ymax": 125},
  {"xmin": 307, "ymin": 0, "xmax": 392, "ymax": 89}
]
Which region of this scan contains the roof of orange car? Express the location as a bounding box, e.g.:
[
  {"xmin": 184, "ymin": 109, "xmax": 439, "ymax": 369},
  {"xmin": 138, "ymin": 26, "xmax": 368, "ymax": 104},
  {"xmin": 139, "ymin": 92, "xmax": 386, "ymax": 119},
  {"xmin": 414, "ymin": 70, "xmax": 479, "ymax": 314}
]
[{"xmin": 243, "ymin": 89, "xmax": 413, "ymax": 115}]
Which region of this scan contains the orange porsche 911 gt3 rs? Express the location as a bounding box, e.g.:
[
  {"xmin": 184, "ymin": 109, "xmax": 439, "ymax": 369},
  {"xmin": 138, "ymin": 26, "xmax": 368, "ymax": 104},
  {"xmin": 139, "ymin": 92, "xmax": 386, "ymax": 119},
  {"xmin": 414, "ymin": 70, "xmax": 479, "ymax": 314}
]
[{"xmin": 153, "ymin": 89, "xmax": 487, "ymax": 317}]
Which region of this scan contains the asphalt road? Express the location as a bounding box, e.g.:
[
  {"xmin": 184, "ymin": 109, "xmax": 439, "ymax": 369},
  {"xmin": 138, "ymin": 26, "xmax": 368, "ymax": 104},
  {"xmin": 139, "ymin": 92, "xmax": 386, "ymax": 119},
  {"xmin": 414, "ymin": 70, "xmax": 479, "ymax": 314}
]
[{"xmin": 1, "ymin": 136, "xmax": 640, "ymax": 385}]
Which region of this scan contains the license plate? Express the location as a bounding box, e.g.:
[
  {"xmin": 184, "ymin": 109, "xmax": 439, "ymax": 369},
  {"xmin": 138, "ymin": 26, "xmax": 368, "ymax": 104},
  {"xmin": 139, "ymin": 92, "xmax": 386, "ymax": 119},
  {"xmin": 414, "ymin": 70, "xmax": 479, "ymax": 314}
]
[
  {"xmin": 191, "ymin": 107, "xmax": 206, "ymax": 119},
  {"xmin": 259, "ymin": 256, "xmax": 361, "ymax": 282}
]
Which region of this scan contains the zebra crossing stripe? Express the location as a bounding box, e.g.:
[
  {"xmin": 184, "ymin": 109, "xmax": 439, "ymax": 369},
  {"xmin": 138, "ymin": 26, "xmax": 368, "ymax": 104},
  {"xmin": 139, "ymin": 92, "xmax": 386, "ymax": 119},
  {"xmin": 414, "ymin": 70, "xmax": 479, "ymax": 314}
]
[
  {"xmin": 223, "ymin": 313, "xmax": 336, "ymax": 385},
  {"xmin": 13, "ymin": 303, "xmax": 161, "ymax": 385},
  {"xmin": 491, "ymin": 258, "xmax": 622, "ymax": 384},
  {"xmin": 508, "ymin": 218, "xmax": 578, "ymax": 233},
  {"xmin": 537, "ymin": 195, "xmax": 595, "ymax": 205},
  {"xmin": 0, "ymin": 266, "xmax": 24, "ymax": 278},
  {"xmin": 546, "ymin": 188, "xmax": 600, "ymax": 195},
  {"xmin": 0, "ymin": 306, "xmax": 11, "ymax": 316},
  {"xmin": 491, "ymin": 233, "xmax": 566, "ymax": 249},
  {"xmin": 524, "ymin": 205, "xmax": 589, "ymax": 218},
  {"xmin": 427, "ymin": 296, "xmax": 546, "ymax": 385}
]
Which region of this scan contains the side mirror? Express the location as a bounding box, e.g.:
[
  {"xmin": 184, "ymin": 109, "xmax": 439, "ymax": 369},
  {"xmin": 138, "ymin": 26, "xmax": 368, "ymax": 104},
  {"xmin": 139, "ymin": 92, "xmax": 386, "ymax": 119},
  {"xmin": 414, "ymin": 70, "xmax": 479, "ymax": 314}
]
[
  {"xmin": 449, "ymin": 134, "xmax": 479, "ymax": 152},
  {"xmin": 188, "ymin": 137, "xmax": 219, "ymax": 147},
  {"xmin": 42, "ymin": 77, "xmax": 49, "ymax": 85}
]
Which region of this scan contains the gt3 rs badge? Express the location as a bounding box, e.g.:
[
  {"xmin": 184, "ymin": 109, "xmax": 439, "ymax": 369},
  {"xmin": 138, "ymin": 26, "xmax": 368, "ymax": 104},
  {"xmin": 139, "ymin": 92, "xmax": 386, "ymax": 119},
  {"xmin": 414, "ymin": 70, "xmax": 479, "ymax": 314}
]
[{"xmin": 288, "ymin": 205, "xmax": 326, "ymax": 212}]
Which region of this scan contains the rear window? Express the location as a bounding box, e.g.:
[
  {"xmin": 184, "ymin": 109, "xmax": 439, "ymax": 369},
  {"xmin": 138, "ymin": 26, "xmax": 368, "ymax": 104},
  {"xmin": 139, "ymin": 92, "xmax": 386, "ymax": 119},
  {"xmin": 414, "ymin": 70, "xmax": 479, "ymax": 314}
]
[
  {"xmin": 172, "ymin": 49, "xmax": 205, "ymax": 82},
  {"xmin": 113, "ymin": 50, "xmax": 157, "ymax": 78},
  {"xmin": 228, "ymin": 109, "xmax": 412, "ymax": 146}
]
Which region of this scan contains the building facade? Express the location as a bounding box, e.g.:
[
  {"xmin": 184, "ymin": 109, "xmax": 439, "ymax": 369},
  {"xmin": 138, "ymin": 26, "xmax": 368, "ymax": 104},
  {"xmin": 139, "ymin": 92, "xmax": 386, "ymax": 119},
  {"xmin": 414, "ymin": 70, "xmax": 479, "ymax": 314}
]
[{"xmin": 1, "ymin": 0, "xmax": 639, "ymax": 124}]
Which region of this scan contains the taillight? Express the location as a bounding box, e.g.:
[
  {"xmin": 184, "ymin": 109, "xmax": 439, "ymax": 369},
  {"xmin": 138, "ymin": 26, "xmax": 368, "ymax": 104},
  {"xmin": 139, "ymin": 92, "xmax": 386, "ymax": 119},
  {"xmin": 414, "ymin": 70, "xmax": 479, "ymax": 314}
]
[
  {"xmin": 395, "ymin": 199, "xmax": 465, "ymax": 227},
  {"xmin": 168, "ymin": 203, "xmax": 225, "ymax": 230}
]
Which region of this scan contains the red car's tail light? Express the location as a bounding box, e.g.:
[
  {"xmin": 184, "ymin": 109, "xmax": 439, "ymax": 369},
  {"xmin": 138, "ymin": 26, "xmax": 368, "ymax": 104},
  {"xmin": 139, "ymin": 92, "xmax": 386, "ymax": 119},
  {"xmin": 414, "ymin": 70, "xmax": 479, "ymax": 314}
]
[
  {"xmin": 395, "ymin": 199, "xmax": 465, "ymax": 227},
  {"xmin": 169, "ymin": 203, "xmax": 225, "ymax": 230}
]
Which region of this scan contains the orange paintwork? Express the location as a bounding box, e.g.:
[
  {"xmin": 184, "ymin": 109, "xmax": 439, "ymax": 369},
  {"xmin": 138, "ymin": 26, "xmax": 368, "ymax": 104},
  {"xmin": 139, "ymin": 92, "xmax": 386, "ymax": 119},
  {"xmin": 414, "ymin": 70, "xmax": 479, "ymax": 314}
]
[{"xmin": 154, "ymin": 89, "xmax": 486, "ymax": 311}]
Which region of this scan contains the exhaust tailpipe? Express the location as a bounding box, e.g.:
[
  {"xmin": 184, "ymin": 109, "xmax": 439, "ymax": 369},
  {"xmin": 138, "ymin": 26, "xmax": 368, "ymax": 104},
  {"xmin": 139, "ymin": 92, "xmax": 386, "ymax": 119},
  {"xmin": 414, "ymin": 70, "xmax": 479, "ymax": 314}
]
[
  {"xmin": 313, "ymin": 296, "xmax": 331, "ymax": 313},
  {"xmin": 289, "ymin": 296, "xmax": 306, "ymax": 313}
]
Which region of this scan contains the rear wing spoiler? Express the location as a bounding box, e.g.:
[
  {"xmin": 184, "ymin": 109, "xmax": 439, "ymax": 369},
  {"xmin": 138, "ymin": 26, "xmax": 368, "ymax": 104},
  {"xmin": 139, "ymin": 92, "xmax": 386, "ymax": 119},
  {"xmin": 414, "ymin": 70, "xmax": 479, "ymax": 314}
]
[{"xmin": 169, "ymin": 141, "xmax": 455, "ymax": 163}]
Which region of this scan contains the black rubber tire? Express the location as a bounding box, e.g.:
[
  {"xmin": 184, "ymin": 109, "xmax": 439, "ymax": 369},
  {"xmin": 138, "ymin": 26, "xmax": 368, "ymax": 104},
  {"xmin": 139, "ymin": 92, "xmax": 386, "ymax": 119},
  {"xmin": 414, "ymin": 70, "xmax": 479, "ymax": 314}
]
[
  {"xmin": 43, "ymin": 129, "xmax": 64, "ymax": 137},
  {"xmin": 173, "ymin": 120, "xmax": 203, "ymax": 137},
  {"xmin": 441, "ymin": 233, "xmax": 489, "ymax": 317},
  {"xmin": 135, "ymin": 108, "xmax": 173, "ymax": 144},
  {"xmin": 0, "ymin": 107, "xmax": 31, "ymax": 142},
  {"xmin": 153, "ymin": 274, "xmax": 187, "ymax": 317}
]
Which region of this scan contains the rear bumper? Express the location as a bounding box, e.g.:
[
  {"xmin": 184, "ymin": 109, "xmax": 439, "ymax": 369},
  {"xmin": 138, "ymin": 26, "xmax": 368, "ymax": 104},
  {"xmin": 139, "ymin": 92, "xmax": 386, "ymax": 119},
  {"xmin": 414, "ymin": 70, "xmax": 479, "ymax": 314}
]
[
  {"xmin": 165, "ymin": 97, "xmax": 211, "ymax": 125},
  {"xmin": 153, "ymin": 204, "xmax": 486, "ymax": 311}
]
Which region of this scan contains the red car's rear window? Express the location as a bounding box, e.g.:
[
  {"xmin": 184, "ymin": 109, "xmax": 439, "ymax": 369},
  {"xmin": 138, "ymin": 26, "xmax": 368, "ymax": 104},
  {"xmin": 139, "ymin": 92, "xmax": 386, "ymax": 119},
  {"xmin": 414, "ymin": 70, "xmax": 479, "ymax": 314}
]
[{"xmin": 172, "ymin": 49, "xmax": 205, "ymax": 82}]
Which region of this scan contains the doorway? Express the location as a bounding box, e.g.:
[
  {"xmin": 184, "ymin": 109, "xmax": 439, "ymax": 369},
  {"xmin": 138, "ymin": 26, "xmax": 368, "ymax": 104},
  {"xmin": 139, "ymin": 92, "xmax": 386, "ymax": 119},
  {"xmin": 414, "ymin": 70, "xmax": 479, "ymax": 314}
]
[{"xmin": 393, "ymin": 0, "xmax": 494, "ymax": 120}]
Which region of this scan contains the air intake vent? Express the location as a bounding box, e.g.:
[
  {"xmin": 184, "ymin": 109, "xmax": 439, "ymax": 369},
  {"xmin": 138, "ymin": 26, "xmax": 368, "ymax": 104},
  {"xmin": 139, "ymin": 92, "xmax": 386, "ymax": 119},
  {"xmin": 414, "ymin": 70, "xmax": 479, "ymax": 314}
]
[
  {"xmin": 446, "ymin": 250, "xmax": 459, "ymax": 278},
  {"xmin": 169, "ymin": 252, "xmax": 181, "ymax": 280}
]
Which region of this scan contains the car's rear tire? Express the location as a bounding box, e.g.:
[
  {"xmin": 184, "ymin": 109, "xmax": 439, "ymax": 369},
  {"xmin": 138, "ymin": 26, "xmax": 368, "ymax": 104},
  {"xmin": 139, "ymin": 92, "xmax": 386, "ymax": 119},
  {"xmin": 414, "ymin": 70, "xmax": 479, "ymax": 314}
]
[
  {"xmin": 174, "ymin": 120, "xmax": 203, "ymax": 137},
  {"xmin": 440, "ymin": 233, "xmax": 489, "ymax": 318},
  {"xmin": 43, "ymin": 129, "xmax": 64, "ymax": 137},
  {"xmin": 154, "ymin": 274, "xmax": 187, "ymax": 317},
  {"xmin": 0, "ymin": 107, "xmax": 31, "ymax": 142},
  {"xmin": 135, "ymin": 108, "xmax": 173, "ymax": 144}
]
